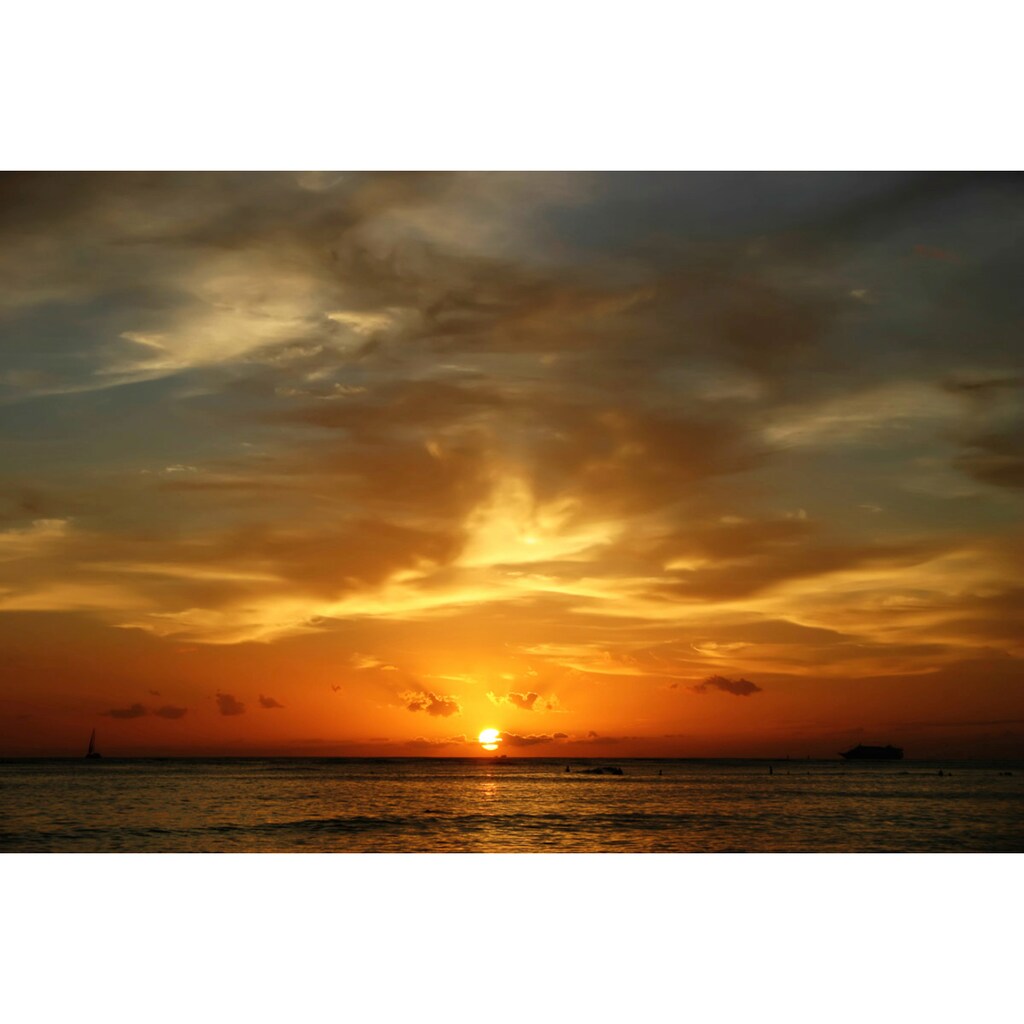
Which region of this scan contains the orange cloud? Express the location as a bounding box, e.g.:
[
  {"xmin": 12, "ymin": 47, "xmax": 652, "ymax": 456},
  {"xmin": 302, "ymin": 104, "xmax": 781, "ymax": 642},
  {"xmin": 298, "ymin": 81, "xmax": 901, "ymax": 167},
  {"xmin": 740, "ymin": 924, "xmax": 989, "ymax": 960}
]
[{"xmin": 403, "ymin": 692, "xmax": 461, "ymax": 717}]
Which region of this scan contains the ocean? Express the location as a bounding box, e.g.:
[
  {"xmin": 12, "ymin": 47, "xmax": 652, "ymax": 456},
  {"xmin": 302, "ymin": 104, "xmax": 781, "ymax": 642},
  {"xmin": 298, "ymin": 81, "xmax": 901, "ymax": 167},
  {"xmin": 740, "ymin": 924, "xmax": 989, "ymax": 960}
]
[{"xmin": 1, "ymin": 757, "xmax": 1021, "ymax": 852}]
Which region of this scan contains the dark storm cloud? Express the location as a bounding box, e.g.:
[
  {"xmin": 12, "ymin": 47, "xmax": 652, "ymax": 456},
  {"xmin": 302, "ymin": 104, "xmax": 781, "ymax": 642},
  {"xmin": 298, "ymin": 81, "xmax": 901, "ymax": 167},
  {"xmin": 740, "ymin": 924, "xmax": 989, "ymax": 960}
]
[
  {"xmin": 215, "ymin": 692, "xmax": 245, "ymax": 716},
  {"xmin": 153, "ymin": 705, "xmax": 187, "ymax": 719},
  {"xmin": 258, "ymin": 694, "xmax": 285, "ymax": 709},
  {"xmin": 691, "ymin": 675, "xmax": 763, "ymax": 697},
  {"xmin": 103, "ymin": 702, "xmax": 147, "ymax": 719},
  {"xmin": 404, "ymin": 691, "xmax": 461, "ymax": 717}
]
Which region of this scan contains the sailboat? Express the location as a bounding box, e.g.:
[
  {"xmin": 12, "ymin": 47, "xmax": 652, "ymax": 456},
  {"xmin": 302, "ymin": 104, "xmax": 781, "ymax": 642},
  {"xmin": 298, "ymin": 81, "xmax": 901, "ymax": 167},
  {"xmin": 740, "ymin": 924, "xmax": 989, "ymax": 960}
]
[{"xmin": 85, "ymin": 728, "xmax": 102, "ymax": 759}]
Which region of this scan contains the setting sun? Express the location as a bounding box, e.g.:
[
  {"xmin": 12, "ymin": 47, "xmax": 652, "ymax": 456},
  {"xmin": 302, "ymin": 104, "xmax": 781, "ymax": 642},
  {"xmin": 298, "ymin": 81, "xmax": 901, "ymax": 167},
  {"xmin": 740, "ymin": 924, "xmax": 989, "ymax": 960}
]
[{"xmin": 478, "ymin": 728, "xmax": 502, "ymax": 751}]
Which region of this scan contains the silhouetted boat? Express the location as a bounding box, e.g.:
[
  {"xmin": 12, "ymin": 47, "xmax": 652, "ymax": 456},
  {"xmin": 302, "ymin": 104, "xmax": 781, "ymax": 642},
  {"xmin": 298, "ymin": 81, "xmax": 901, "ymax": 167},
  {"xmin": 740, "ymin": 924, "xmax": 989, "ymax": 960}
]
[
  {"xmin": 579, "ymin": 765, "xmax": 624, "ymax": 775},
  {"xmin": 840, "ymin": 744, "xmax": 902, "ymax": 760},
  {"xmin": 85, "ymin": 728, "xmax": 101, "ymax": 759}
]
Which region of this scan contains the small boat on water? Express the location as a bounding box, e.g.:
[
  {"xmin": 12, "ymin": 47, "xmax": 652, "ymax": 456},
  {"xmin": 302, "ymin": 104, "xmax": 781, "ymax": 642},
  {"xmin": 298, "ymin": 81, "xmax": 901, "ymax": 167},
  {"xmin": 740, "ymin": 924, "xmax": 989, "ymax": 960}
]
[
  {"xmin": 85, "ymin": 728, "xmax": 102, "ymax": 759},
  {"xmin": 578, "ymin": 765, "xmax": 624, "ymax": 775},
  {"xmin": 840, "ymin": 744, "xmax": 902, "ymax": 760}
]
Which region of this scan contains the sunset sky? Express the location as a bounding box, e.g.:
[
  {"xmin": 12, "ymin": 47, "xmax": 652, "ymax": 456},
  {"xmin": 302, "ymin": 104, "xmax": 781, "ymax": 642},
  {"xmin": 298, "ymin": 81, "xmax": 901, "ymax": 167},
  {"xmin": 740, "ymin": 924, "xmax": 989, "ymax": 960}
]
[{"xmin": 1, "ymin": 171, "xmax": 1022, "ymax": 757}]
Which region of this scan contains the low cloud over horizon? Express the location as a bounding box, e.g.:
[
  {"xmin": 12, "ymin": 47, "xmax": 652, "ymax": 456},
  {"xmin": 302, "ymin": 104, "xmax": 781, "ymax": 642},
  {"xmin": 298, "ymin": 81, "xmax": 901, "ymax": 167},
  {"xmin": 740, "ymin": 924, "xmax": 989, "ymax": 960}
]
[
  {"xmin": 103, "ymin": 703, "xmax": 147, "ymax": 720},
  {"xmin": 215, "ymin": 693, "xmax": 245, "ymax": 717},
  {"xmin": 690, "ymin": 676, "xmax": 764, "ymax": 698}
]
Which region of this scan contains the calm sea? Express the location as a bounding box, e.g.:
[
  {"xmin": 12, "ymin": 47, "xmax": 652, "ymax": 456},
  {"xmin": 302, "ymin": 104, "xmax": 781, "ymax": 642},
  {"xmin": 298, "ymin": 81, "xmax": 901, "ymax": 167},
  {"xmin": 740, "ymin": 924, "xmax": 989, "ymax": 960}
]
[{"xmin": 1, "ymin": 757, "xmax": 1021, "ymax": 852}]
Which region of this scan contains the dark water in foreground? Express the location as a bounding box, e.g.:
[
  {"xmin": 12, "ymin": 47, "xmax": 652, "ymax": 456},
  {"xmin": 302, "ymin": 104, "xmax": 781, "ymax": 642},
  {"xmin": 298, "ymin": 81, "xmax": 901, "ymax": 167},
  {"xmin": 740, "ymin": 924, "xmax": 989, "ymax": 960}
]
[{"xmin": 1, "ymin": 757, "xmax": 1022, "ymax": 852}]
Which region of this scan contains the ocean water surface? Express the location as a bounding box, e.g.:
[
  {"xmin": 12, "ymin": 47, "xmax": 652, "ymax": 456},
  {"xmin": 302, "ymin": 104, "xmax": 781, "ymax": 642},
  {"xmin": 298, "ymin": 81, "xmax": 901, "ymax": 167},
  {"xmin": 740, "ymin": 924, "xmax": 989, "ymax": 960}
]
[{"xmin": 1, "ymin": 757, "xmax": 1021, "ymax": 853}]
